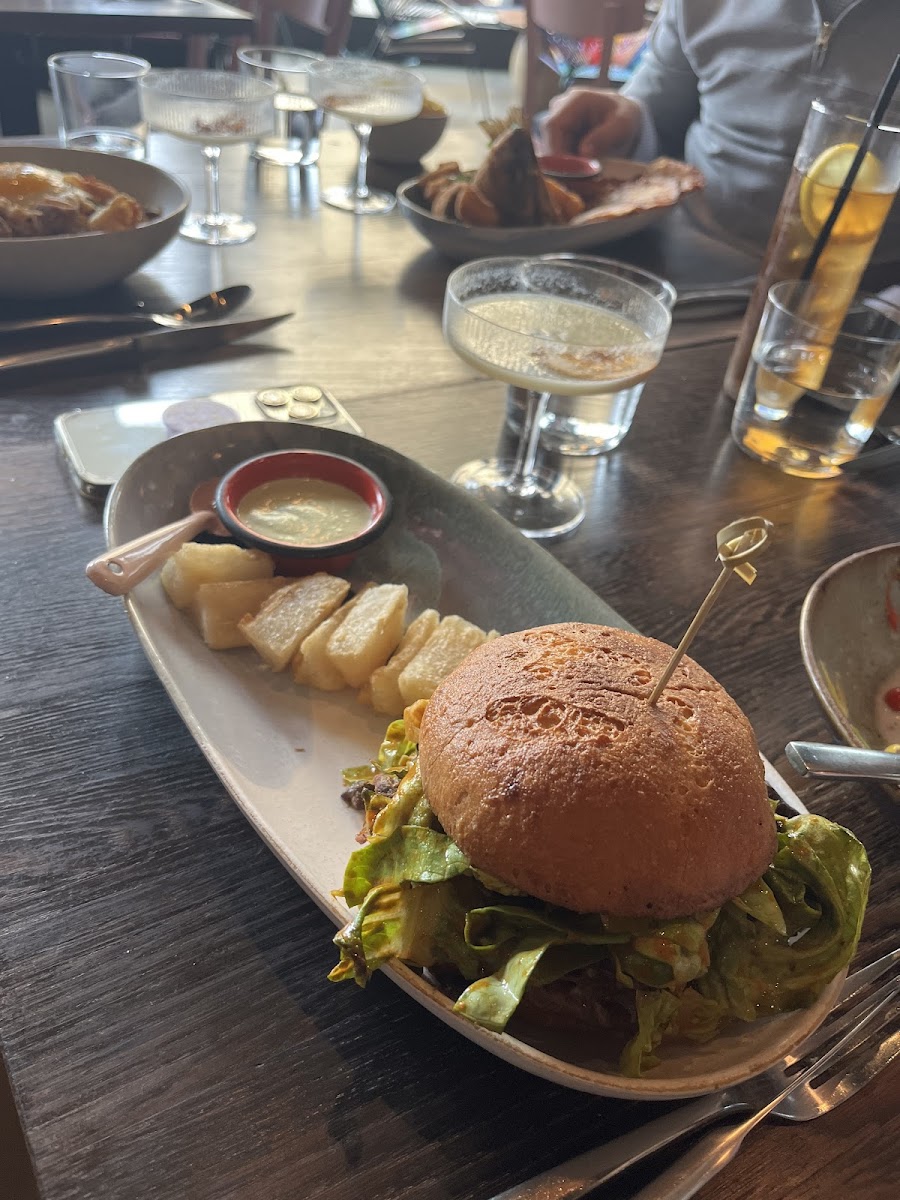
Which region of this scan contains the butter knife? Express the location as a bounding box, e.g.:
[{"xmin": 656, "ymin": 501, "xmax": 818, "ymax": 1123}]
[{"xmin": 0, "ymin": 312, "xmax": 292, "ymax": 373}]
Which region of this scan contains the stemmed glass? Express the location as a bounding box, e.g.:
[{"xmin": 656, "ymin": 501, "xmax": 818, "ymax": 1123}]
[
  {"xmin": 307, "ymin": 59, "xmax": 423, "ymax": 214},
  {"xmin": 140, "ymin": 70, "xmax": 276, "ymax": 245},
  {"xmin": 443, "ymin": 257, "xmax": 672, "ymax": 539}
]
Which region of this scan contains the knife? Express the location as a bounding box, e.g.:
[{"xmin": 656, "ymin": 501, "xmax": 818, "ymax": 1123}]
[{"xmin": 0, "ymin": 312, "xmax": 292, "ymax": 373}]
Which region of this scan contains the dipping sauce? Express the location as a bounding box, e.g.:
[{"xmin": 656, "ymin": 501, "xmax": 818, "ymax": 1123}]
[{"xmin": 236, "ymin": 478, "xmax": 372, "ymax": 546}]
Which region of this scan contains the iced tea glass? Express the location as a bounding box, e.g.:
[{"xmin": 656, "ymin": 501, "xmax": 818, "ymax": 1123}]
[{"xmin": 724, "ymin": 98, "xmax": 900, "ymax": 399}]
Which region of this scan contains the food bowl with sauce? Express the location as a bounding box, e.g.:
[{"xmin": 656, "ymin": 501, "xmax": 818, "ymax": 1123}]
[
  {"xmin": 216, "ymin": 449, "xmax": 392, "ymax": 572},
  {"xmin": 800, "ymin": 542, "xmax": 900, "ymax": 798}
]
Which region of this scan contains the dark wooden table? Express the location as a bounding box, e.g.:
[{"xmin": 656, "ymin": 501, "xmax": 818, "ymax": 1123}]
[
  {"xmin": 0, "ymin": 0, "xmax": 253, "ymax": 136},
  {"xmin": 1, "ymin": 121, "xmax": 899, "ymax": 1200}
]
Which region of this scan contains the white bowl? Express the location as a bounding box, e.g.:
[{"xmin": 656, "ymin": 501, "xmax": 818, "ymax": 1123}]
[{"xmin": 0, "ymin": 144, "xmax": 188, "ymax": 299}]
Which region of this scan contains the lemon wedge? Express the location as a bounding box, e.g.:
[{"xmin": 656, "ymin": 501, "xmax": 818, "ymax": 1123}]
[{"xmin": 799, "ymin": 142, "xmax": 887, "ymax": 240}]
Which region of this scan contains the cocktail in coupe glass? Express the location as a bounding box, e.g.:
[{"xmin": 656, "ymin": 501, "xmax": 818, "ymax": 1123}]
[
  {"xmin": 443, "ymin": 257, "xmax": 672, "ymax": 539},
  {"xmin": 307, "ymin": 59, "xmax": 423, "ymax": 214},
  {"xmin": 140, "ymin": 70, "xmax": 276, "ymax": 245}
]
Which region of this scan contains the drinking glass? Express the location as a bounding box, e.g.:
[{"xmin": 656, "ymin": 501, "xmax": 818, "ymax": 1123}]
[
  {"xmin": 48, "ymin": 51, "xmax": 149, "ymax": 159},
  {"xmin": 724, "ymin": 97, "xmax": 900, "ymax": 399},
  {"xmin": 512, "ymin": 255, "xmax": 677, "ymax": 455},
  {"xmin": 237, "ymin": 46, "xmax": 324, "ymax": 167},
  {"xmin": 140, "ymin": 70, "xmax": 276, "ymax": 245},
  {"xmin": 731, "ymin": 281, "xmax": 900, "ymax": 478},
  {"xmin": 443, "ymin": 257, "xmax": 672, "ymax": 539},
  {"xmin": 307, "ymin": 59, "xmax": 423, "ymax": 214}
]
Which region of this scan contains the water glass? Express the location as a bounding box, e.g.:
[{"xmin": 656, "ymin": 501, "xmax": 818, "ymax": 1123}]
[
  {"xmin": 237, "ymin": 46, "xmax": 324, "ymax": 167},
  {"xmin": 731, "ymin": 280, "xmax": 900, "ymax": 478},
  {"xmin": 508, "ymin": 256, "xmax": 677, "ymax": 455},
  {"xmin": 48, "ymin": 52, "xmax": 150, "ymax": 159}
]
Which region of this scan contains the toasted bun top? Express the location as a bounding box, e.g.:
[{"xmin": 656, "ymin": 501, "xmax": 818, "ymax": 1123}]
[{"xmin": 417, "ymin": 624, "xmax": 775, "ymax": 918}]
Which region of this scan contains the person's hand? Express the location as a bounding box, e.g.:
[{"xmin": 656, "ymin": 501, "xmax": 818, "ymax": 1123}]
[{"xmin": 543, "ymin": 88, "xmax": 643, "ymax": 159}]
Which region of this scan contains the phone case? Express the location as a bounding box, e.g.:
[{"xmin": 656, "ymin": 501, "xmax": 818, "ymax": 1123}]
[{"xmin": 55, "ymin": 384, "xmax": 364, "ymax": 499}]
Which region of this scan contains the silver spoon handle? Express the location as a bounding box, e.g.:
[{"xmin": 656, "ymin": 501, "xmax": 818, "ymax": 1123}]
[
  {"xmin": 0, "ymin": 313, "xmax": 166, "ymax": 335},
  {"xmin": 785, "ymin": 741, "xmax": 900, "ymax": 781}
]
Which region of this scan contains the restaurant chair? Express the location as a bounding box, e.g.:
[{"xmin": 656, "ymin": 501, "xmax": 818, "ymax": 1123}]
[
  {"xmin": 523, "ymin": 0, "xmax": 647, "ymax": 122},
  {"xmin": 253, "ymin": 0, "xmax": 353, "ymax": 56},
  {"xmin": 368, "ymin": 1, "xmax": 490, "ymax": 118}
]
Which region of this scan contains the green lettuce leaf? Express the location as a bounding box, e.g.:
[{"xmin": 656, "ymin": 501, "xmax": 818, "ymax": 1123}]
[
  {"xmin": 699, "ymin": 814, "xmax": 870, "ymax": 1021},
  {"xmin": 342, "ymin": 721, "xmax": 420, "ymax": 834},
  {"xmin": 371, "ymin": 762, "xmax": 429, "ymax": 840},
  {"xmin": 730, "ymin": 877, "xmax": 787, "ymax": 935},
  {"xmin": 613, "ymin": 913, "xmax": 716, "ymax": 989},
  {"xmin": 342, "ymin": 719, "xmax": 416, "ymax": 784},
  {"xmin": 619, "ymin": 989, "xmax": 681, "ymax": 1076},
  {"xmin": 670, "ymin": 986, "xmax": 729, "ymax": 1043},
  {"xmin": 341, "ymin": 825, "xmax": 470, "ymax": 907},
  {"xmin": 452, "ymin": 905, "xmax": 628, "ymax": 1032},
  {"xmin": 330, "ymin": 880, "xmax": 481, "ymax": 985}
]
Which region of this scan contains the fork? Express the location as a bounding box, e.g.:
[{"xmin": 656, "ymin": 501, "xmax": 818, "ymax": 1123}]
[
  {"xmin": 629, "ymin": 972, "xmax": 900, "ymax": 1199},
  {"xmin": 491, "ymin": 947, "xmax": 900, "ymax": 1200}
]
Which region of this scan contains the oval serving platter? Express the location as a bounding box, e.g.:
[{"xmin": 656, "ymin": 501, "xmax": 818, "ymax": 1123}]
[{"xmin": 105, "ymin": 420, "xmax": 840, "ymax": 1100}]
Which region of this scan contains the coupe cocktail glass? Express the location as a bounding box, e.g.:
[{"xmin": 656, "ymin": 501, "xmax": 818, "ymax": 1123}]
[
  {"xmin": 443, "ymin": 257, "xmax": 672, "ymax": 538},
  {"xmin": 141, "ymin": 69, "xmax": 276, "ymax": 245},
  {"xmin": 307, "ymin": 58, "xmax": 422, "ymax": 214}
]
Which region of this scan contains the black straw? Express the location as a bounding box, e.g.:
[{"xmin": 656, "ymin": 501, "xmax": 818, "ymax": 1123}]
[{"xmin": 800, "ymin": 53, "xmax": 900, "ymax": 283}]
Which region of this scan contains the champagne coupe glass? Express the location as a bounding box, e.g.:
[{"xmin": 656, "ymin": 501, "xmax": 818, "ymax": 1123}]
[
  {"xmin": 140, "ymin": 69, "xmax": 276, "ymax": 245},
  {"xmin": 307, "ymin": 58, "xmax": 423, "ymax": 214},
  {"xmin": 443, "ymin": 257, "xmax": 672, "ymax": 539}
]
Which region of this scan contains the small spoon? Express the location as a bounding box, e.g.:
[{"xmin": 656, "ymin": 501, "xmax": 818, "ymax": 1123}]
[
  {"xmin": 537, "ymin": 153, "xmax": 602, "ymax": 181},
  {"xmin": 0, "ymin": 285, "xmax": 252, "ymax": 337},
  {"xmin": 784, "ymin": 741, "xmax": 900, "ymax": 782},
  {"xmin": 85, "ymin": 478, "xmax": 227, "ymax": 597}
]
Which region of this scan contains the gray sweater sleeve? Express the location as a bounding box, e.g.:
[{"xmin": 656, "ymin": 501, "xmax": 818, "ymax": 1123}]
[{"xmin": 622, "ymin": 0, "xmax": 700, "ymax": 159}]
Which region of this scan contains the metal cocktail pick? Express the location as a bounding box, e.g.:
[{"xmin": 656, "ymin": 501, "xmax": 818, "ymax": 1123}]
[{"xmin": 647, "ymin": 516, "xmax": 773, "ymax": 706}]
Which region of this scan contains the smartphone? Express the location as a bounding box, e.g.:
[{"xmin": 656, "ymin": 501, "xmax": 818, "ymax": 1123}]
[{"xmin": 55, "ymin": 384, "xmax": 364, "ymax": 499}]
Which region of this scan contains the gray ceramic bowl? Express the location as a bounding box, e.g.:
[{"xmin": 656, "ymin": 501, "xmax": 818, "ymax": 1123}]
[
  {"xmin": 369, "ymin": 111, "xmax": 448, "ymax": 165},
  {"xmin": 396, "ymin": 158, "xmax": 676, "ymax": 262},
  {"xmin": 800, "ymin": 544, "xmax": 900, "ymax": 756},
  {"xmin": 0, "ymin": 144, "xmax": 188, "ymax": 299}
]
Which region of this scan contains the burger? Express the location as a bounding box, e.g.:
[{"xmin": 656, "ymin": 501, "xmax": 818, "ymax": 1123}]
[{"xmin": 331, "ymin": 624, "xmax": 870, "ymax": 1075}]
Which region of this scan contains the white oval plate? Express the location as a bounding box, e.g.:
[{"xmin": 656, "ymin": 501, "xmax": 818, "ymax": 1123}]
[{"xmin": 105, "ymin": 420, "xmax": 841, "ymax": 1100}]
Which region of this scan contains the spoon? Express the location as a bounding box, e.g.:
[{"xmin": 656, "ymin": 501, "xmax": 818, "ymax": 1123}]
[
  {"xmin": 85, "ymin": 478, "xmax": 228, "ymax": 597},
  {"xmin": 0, "ymin": 285, "xmax": 252, "ymax": 337},
  {"xmin": 784, "ymin": 741, "xmax": 900, "ymax": 782},
  {"xmin": 537, "ymin": 153, "xmax": 602, "ymax": 181}
]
